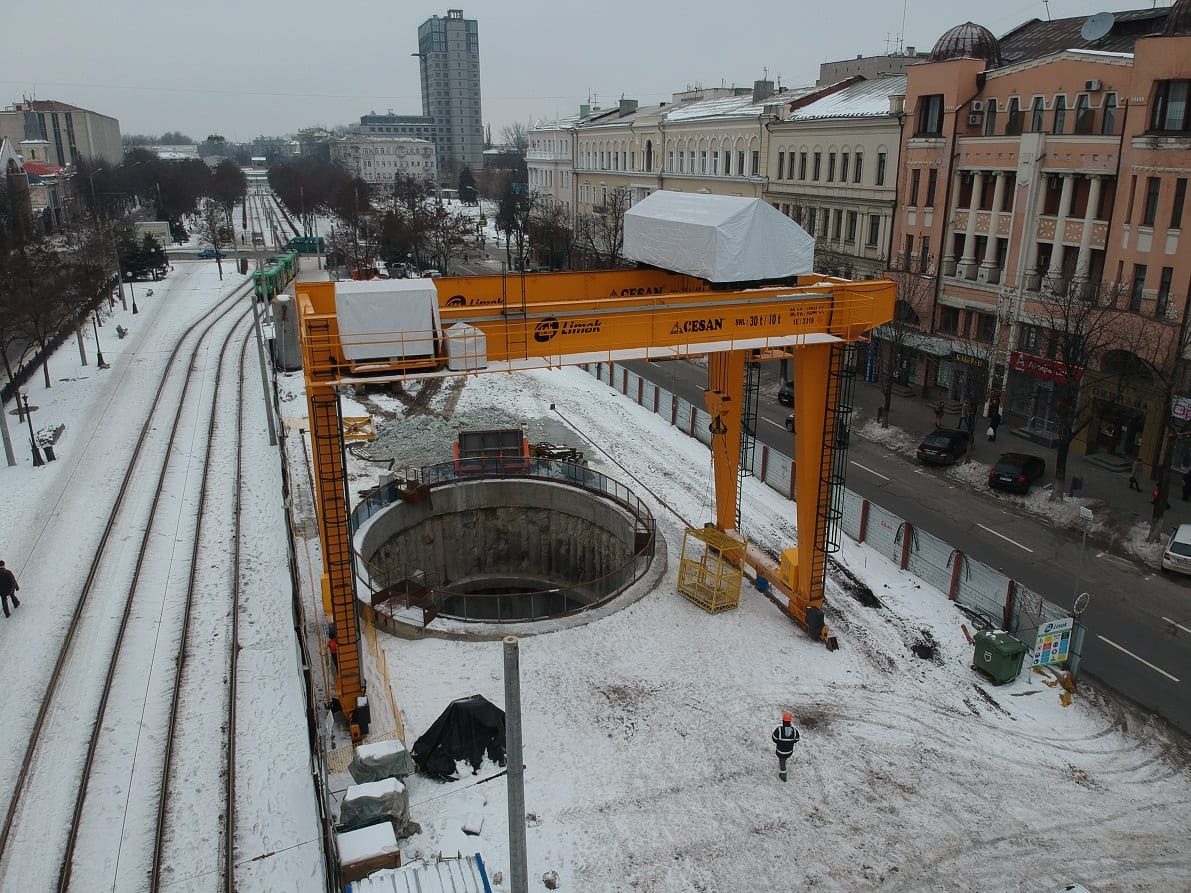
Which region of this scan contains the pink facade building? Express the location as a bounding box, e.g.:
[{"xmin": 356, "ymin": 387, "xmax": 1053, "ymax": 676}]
[{"xmin": 891, "ymin": 5, "xmax": 1191, "ymax": 471}]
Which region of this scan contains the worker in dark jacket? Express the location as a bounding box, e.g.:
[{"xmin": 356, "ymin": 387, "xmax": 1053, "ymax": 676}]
[
  {"xmin": 0, "ymin": 561, "xmax": 20, "ymax": 618},
  {"xmin": 771, "ymin": 712, "xmax": 800, "ymax": 782}
]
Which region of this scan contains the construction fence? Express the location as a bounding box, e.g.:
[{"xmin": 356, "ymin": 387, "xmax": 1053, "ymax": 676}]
[{"xmin": 584, "ymin": 362, "xmax": 1084, "ymax": 659}]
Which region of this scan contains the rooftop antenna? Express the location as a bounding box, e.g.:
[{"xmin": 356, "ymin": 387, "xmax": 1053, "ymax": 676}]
[
  {"xmin": 1042, "ymin": 0, "xmax": 1052, "ymax": 21},
  {"xmin": 899, "ymin": 0, "xmax": 909, "ymax": 52}
]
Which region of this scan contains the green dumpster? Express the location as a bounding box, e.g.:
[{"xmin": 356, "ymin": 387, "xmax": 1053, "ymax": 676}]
[{"xmin": 971, "ymin": 629, "xmax": 1028, "ymax": 684}]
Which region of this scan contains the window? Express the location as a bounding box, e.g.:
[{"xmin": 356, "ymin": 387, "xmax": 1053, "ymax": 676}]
[
  {"xmin": 939, "ymin": 305, "xmax": 959, "ymax": 334},
  {"xmin": 903, "ymin": 234, "xmax": 915, "ymax": 268},
  {"xmin": 917, "ymin": 94, "xmax": 944, "ymax": 135},
  {"xmin": 1143, "ymin": 177, "xmax": 1161, "ymax": 226},
  {"xmin": 919, "ymin": 236, "xmax": 931, "ymax": 272},
  {"xmin": 832, "ymin": 209, "xmax": 842, "ymax": 240},
  {"xmin": 751, "ymin": 150, "xmax": 759, "ymax": 176},
  {"xmin": 1019, "ymin": 324, "xmax": 1045, "ymax": 353},
  {"xmin": 1030, "ymin": 96, "xmax": 1046, "ymax": 132},
  {"xmin": 926, "ymin": 169, "xmax": 938, "ymax": 208},
  {"xmin": 976, "ymin": 313, "xmax": 996, "ymax": 342},
  {"xmin": 738, "ymin": 151, "xmax": 745, "ymax": 176},
  {"xmin": 813, "ymin": 151, "xmax": 821, "ymax": 181},
  {"xmin": 854, "ymin": 152, "xmax": 863, "ymax": 183},
  {"xmin": 1052, "ymin": 95, "xmax": 1067, "ymax": 134},
  {"xmin": 822, "ymin": 208, "xmax": 831, "ymax": 236},
  {"xmin": 799, "ymin": 151, "xmax": 807, "ymax": 180},
  {"xmin": 1151, "ymin": 80, "xmax": 1190, "ymax": 132},
  {"xmin": 828, "ymin": 152, "xmax": 836, "ymax": 181},
  {"xmin": 777, "ymin": 151, "xmax": 785, "ymax": 180},
  {"xmin": 1074, "ymin": 94, "xmax": 1093, "ymax": 134},
  {"xmin": 876, "ymin": 152, "xmax": 887, "ymax": 185},
  {"xmin": 1172, "ymin": 178, "xmax": 1187, "ymax": 229},
  {"xmin": 983, "ymin": 99, "xmax": 998, "ymax": 136},
  {"xmin": 1101, "ymin": 93, "xmax": 1117, "ymax": 134},
  {"xmin": 1130, "ymin": 264, "xmax": 1147, "ymax": 310},
  {"xmin": 712, "ymin": 152, "xmax": 719, "ymax": 175},
  {"xmin": 724, "ymin": 151, "xmax": 731, "ymax": 175},
  {"xmin": 1006, "ymin": 98, "xmax": 1023, "ymax": 135},
  {"xmin": 805, "ymin": 208, "xmax": 815, "ymax": 235},
  {"xmin": 1157, "ymin": 267, "xmax": 1174, "ymax": 317},
  {"xmin": 908, "ymin": 169, "xmax": 921, "ymax": 206},
  {"xmin": 841, "ymin": 152, "xmax": 850, "ymax": 182},
  {"xmin": 846, "ymin": 210, "xmax": 857, "ymax": 242},
  {"xmin": 867, "ymin": 214, "xmax": 881, "ymax": 246},
  {"xmin": 700, "ymin": 150, "xmax": 707, "ymax": 173}
]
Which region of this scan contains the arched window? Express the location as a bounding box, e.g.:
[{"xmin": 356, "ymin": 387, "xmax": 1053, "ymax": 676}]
[
  {"xmin": 1006, "ymin": 98, "xmax": 1023, "ymax": 135},
  {"xmin": 983, "ymin": 98, "xmax": 998, "ymax": 136},
  {"xmin": 1052, "ymin": 95, "xmax": 1067, "ymax": 134},
  {"xmin": 644, "ymin": 140, "xmax": 653, "ymax": 172},
  {"xmin": 1102, "ymin": 93, "xmax": 1118, "ymax": 134},
  {"xmin": 1074, "ymin": 94, "xmax": 1093, "ymax": 133}
]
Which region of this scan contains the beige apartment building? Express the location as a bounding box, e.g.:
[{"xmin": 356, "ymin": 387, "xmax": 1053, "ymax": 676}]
[
  {"xmin": 765, "ymin": 76, "xmax": 908, "ymax": 279},
  {"xmin": 890, "ymin": 5, "xmax": 1191, "ymax": 470},
  {"xmin": 329, "ymin": 135, "xmax": 437, "ymax": 186}
]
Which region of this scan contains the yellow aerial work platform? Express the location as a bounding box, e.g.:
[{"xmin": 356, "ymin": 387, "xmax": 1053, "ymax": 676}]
[{"xmin": 677, "ymin": 527, "xmax": 748, "ymax": 613}]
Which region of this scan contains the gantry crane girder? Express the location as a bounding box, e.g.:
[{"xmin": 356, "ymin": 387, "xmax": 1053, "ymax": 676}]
[{"xmin": 297, "ymin": 270, "xmax": 894, "ymax": 738}]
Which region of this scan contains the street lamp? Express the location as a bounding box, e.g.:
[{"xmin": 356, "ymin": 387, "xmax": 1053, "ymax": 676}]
[
  {"xmin": 20, "ymin": 390, "xmax": 43, "ymax": 467},
  {"xmin": 91, "ymin": 311, "xmax": 109, "ymax": 368}
]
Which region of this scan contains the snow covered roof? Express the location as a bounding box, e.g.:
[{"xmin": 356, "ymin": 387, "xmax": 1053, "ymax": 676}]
[
  {"xmin": 790, "ymin": 76, "xmax": 907, "ymax": 120},
  {"xmin": 660, "ymin": 83, "xmax": 823, "ymax": 122}
]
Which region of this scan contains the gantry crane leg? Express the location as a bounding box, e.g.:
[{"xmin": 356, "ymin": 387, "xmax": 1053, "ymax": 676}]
[{"xmin": 705, "ymin": 350, "xmax": 747, "ymax": 533}]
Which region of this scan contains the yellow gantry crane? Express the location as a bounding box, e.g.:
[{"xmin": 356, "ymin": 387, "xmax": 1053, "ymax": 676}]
[{"xmin": 297, "ymin": 268, "xmax": 894, "ymax": 740}]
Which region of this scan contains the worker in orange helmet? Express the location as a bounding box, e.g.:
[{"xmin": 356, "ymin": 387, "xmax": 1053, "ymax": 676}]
[{"xmin": 771, "ymin": 712, "xmax": 800, "ymax": 782}]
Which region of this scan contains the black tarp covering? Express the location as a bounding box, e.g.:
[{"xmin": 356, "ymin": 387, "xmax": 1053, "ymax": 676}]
[{"xmin": 411, "ymin": 694, "xmax": 507, "ymax": 780}]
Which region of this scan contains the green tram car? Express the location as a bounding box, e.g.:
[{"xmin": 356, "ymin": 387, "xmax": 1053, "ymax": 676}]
[{"xmin": 252, "ymin": 249, "xmax": 299, "ymax": 301}]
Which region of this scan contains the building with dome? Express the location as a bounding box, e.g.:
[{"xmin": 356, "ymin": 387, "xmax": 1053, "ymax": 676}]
[{"xmin": 887, "ymin": 5, "xmax": 1191, "ymax": 474}]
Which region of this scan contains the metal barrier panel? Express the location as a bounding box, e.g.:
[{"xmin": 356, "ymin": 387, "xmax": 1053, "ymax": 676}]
[
  {"xmin": 905, "ymin": 526, "xmax": 959, "ymax": 600},
  {"xmin": 860, "ymin": 501, "xmax": 904, "ymax": 566},
  {"xmin": 692, "ymin": 407, "xmax": 713, "ymax": 446},
  {"xmin": 674, "ymin": 399, "xmax": 694, "ymax": 435},
  {"xmin": 841, "ymin": 490, "xmax": 865, "ymax": 541},
  {"xmin": 763, "ymin": 452, "xmax": 794, "ymax": 499},
  {"xmin": 953, "ymin": 558, "xmax": 1011, "ymax": 627}
]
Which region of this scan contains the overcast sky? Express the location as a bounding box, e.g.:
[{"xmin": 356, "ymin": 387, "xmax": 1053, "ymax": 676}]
[{"xmin": 7, "ymin": 0, "xmax": 1129, "ymax": 145}]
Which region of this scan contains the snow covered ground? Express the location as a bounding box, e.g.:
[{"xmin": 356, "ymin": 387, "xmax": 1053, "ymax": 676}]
[
  {"xmin": 4, "ymin": 258, "xmax": 1188, "ymax": 892},
  {"xmin": 324, "ymin": 367, "xmax": 1191, "ymax": 892}
]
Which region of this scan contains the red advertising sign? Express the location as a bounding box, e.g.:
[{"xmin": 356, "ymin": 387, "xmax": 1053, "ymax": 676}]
[{"xmin": 1009, "ymin": 351, "xmax": 1079, "ymax": 384}]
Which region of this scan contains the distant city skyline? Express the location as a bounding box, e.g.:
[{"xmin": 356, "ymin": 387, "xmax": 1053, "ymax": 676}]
[{"xmin": 4, "ymin": 0, "xmax": 1133, "ymax": 145}]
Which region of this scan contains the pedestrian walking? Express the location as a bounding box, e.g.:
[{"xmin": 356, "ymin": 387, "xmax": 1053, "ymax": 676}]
[
  {"xmin": 0, "ymin": 560, "xmax": 20, "ymax": 618},
  {"xmin": 933, "ymin": 400, "xmax": 945, "ymax": 428},
  {"xmin": 771, "ymin": 712, "xmax": 800, "ymax": 782},
  {"xmin": 1128, "ymin": 459, "xmax": 1142, "ymax": 492},
  {"xmin": 960, "ymin": 401, "xmax": 973, "ymax": 438},
  {"xmin": 987, "ymin": 406, "xmax": 1001, "ymax": 442},
  {"xmin": 1182, "ymin": 471, "xmax": 1191, "ymax": 502}
]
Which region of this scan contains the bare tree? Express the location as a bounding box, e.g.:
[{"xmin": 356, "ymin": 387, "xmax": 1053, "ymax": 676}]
[
  {"xmin": 573, "ymin": 186, "xmax": 631, "ymax": 270},
  {"xmin": 499, "ymin": 121, "xmax": 531, "ymax": 155},
  {"xmin": 875, "ymin": 256, "xmax": 937, "ymax": 427},
  {"xmin": 194, "ymin": 198, "xmax": 230, "ymax": 280},
  {"xmin": 493, "ymin": 173, "xmax": 538, "ymax": 270},
  {"xmin": 8, "ymin": 240, "xmax": 84, "ymax": 388},
  {"xmin": 528, "ymin": 199, "xmax": 572, "ymax": 270}
]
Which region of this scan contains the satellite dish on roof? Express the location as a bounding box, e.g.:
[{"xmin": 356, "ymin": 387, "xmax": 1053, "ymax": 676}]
[{"xmin": 1080, "ymin": 11, "xmax": 1115, "ymax": 42}]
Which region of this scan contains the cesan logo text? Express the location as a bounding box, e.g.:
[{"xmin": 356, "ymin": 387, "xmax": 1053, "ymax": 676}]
[{"xmin": 670, "ymin": 318, "xmax": 724, "ymax": 335}]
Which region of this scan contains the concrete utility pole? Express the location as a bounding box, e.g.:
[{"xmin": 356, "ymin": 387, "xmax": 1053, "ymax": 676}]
[{"xmin": 503, "ymin": 636, "xmax": 529, "ymax": 893}]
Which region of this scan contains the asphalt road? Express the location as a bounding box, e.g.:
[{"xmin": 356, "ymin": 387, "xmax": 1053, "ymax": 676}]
[{"xmin": 623, "ymin": 357, "xmax": 1191, "ymax": 736}]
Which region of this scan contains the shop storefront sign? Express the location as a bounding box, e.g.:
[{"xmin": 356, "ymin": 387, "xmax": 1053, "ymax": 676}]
[
  {"xmin": 1172, "ymin": 394, "xmax": 1191, "ymax": 422},
  {"xmin": 948, "ymin": 350, "xmax": 987, "ymax": 369},
  {"xmin": 1009, "ymin": 351, "xmax": 1078, "ymax": 384}
]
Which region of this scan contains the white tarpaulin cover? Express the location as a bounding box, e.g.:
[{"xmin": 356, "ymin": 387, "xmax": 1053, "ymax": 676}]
[
  {"xmin": 444, "ymin": 322, "xmax": 487, "ymax": 371},
  {"xmin": 335, "ymin": 279, "xmax": 442, "ymax": 362},
  {"xmin": 623, "ymin": 191, "xmax": 814, "ymax": 283}
]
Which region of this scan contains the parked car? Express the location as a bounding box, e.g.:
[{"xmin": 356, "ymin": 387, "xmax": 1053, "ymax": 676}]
[
  {"xmin": 196, "ymin": 249, "xmax": 222, "ymax": 259},
  {"xmin": 784, "ymin": 414, "xmax": 795, "ymax": 432},
  {"xmin": 778, "ymin": 383, "xmax": 794, "ymax": 406},
  {"xmin": 987, "ymin": 452, "xmax": 1047, "ymax": 493},
  {"xmin": 422, "ymin": 269, "xmax": 443, "ymax": 278},
  {"xmin": 916, "ymin": 428, "xmax": 969, "ymax": 466},
  {"xmin": 1161, "ymin": 523, "xmax": 1191, "ymax": 576}
]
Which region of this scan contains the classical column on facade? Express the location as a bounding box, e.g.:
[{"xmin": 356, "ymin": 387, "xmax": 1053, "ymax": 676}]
[
  {"xmin": 941, "ymin": 169, "xmax": 963, "ymax": 276},
  {"xmin": 1045, "ymin": 174, "xmax": 1075, "ymax": 290},
  {"xmin": 979, "ymin": 172, "xmax": 1008, "ymax": 284},
  {"xmin": 1072, "ymin": 175, "xmax": 1103, "ymax": 292},
  {"xmin": 958, "ymin": 171, "xmax": 984, "ymax": 279}
]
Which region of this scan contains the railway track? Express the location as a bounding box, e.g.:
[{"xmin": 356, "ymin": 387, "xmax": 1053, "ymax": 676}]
[{"xmin": 0, "ymin": 282, "xmax": 257, "ymax": 891}]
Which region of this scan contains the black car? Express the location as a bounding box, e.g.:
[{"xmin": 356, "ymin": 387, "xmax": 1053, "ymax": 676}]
[
  {"xmin": 916, "ymin": 428, "xmax": 969, "ymax": 466},
  {"xmin": 988, "ymin": 452, "xmax": 1047, "ymax": 493},
  {"xmin": 778, "ymin": 383, "xmax": 794, "ymax": 406},
  {"xmin": 784, "ymin": 414, "xmax": 795, "ymax": 432}
]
